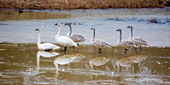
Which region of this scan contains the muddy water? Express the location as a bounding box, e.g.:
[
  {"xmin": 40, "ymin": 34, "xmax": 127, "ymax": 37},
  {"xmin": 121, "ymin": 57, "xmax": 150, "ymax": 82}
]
[
  {"xmin": 0, "ymin": 8, "xmax": 170, "ymax": 84},
  {"xmin": 0, "ymin": 43, "xmax": 170, "ymax": 84}
]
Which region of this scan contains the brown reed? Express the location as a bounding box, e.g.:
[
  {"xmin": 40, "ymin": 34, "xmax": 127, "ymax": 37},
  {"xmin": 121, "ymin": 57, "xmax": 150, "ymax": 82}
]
[{"xmin": 0, "ymin": 0, "xmax": 169, "ymax": 10}]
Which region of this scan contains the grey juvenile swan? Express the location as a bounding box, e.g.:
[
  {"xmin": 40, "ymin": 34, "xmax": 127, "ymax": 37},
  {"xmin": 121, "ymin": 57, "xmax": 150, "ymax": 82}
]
[
  {"xmin": 64, "ymin": 23, "xmax": 86, "ymax": 47},
  {"xmin": 116, "ymin": 29, "xmax": 136, "ymax": 54},
  {"xmin": 127, "ymin": 26, "xmax": 148, "ymax": 50},
  {"xmin": 91, "ymin": 28, "xmax": 111, "ymax": 53}
]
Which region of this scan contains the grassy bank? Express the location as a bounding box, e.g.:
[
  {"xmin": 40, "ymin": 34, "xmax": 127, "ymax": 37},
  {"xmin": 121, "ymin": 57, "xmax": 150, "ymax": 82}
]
[{"xmin": 0, "ymin": 0, "xmax": 170, "ymax": 10}]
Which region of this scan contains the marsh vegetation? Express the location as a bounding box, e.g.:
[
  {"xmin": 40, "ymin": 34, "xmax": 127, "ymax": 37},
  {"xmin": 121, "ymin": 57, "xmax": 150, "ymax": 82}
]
[{"xmin": 0, "ymin": 0, "xmax": 170, "ymax": 9}]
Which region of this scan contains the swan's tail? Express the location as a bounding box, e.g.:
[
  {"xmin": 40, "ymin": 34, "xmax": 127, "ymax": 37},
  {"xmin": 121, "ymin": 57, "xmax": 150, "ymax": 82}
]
[
  {"xmin": 73, "ymin": 43, "xmax": 78, "ymax": 48},
  {"xmin": 143, "ymin": 42, "xmax": 148, "ymax": 45},
  {"xmin": 53, "ymin": 46, "xmax": 60, "ymax": 50}
]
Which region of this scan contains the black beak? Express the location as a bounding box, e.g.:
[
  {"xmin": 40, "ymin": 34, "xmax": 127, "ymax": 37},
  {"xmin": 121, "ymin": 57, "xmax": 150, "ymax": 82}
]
[
  {"xmin": 116, "ymin": 29, "xmax": 119, "ymax": 31},
  {"xmin": 35, "ymin": 28, "xmax": 38, "ymax": 31},
  {"xmin": 55, "ymin": 23, "xmax": 58, "ymax": 25}
]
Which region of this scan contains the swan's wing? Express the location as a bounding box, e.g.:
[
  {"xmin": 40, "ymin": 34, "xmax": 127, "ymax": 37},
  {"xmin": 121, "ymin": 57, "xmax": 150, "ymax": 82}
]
[
  {"xmin": 93, "ymin": 39, "xmax": 111, "ymax": 48},
  {"xmin": 57, "ymin": 36, "xmax": 77, "ymax": 47},
  {"xmin": 132, "ymin": 37, "xmax": 147, "ymax": 45},
  {"xmin": 121, "ymin": 40, "xmax": 136, "ymax": 48},
  {"xmin": 69, "ymin": 34, "xmax": 86, "ymax": 42},
  {"xmin": 40, "ymin": 43, "xmax": 60, "ymax": 50}
]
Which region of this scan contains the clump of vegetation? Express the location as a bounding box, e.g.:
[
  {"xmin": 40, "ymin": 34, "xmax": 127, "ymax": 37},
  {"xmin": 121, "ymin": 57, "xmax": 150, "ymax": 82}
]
[
  {"xmin": 106, "ymin": 17, "xmax": 170, "ymax": 24},
  {"xmin": 148, "ymin": 19, "xmax": 159, "ymax": 23},
  {"xmin": 0, "ymin": 0, "xmax": 169, "ymax": 10}
]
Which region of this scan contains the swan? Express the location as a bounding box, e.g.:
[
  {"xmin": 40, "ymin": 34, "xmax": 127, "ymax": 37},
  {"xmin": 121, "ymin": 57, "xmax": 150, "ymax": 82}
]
[
  {"xmin": 127, "ymin": 26, "xmax": 148, "ymax": 50},
  {"xmin": 64, "ymin": 23, "xmax": 86, "ymax": 46},
  {"xmin": 116, "ymin": 29, "xmax": 136, "ymax": 54},
  {"xmin": 55, "ymin": 23, "xmax": 78, "ymax": 51},
  {"xmin": 35, "ymin": 28, "xmax": 60, "ymax": 51},
  {"xmin": 91, "ymin": 28, "xmax": 111, "ymax": 53}
]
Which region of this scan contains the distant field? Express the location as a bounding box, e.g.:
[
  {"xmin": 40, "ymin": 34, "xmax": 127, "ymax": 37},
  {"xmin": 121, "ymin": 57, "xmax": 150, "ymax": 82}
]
[{"xmin": 0, "ymin": 0, "xmax": 169, "ymax": 9}]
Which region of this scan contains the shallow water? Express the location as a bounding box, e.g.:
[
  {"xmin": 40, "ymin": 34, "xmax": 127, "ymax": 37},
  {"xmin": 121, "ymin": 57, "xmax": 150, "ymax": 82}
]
[
  {"xmin": 0, "ymin": 43, "xmax": 170, "ymax": 84},
  {"xmin": 0, "ymin": 8, "xmax": 170, "ymax": 84}
]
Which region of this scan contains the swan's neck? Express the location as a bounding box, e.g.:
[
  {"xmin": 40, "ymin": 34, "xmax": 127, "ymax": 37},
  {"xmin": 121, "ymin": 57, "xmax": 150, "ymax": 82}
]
[
  {"xmin": 130, "ymin": 28, "xmax": 133, "ymax": 39},
  {"xmin": 37, "ymin": 31, "xmax": 41, "ymax": 48},
  {"xmin": 91, "ymin": 29, "xmax": 95, "ymax": 41},
  {"xmin": 55, "ymin": 26, "xmax": 60, "ymax": 39},
  {"xmin": 68, "ymin": 25, "xmax": 72, "ymax": 36},
  {"xmin": 119, "ymin": 31, "xmax": 122, "ymax": 42}
]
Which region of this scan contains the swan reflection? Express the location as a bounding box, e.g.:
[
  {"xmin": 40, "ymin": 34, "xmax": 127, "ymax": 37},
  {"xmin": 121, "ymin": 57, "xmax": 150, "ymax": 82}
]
[
  {"xmin": 116, "ymin": 55, "xmax": 148, "ymax": 72},
  {"xmin": 54, "ymin": 54, "xmax": 77, "ymax": 78},
  {"xmin": 36, "ymin": 51, "xmax": 60, "ymax": 71},
  {"xmin": 90, "ymin": 57, "xmax": 110, "ymax": 69},
  {"xmin": 116, "ymin": 57, "xmax": 133, "ymax": 68},
  {"xmin": 128, "ymin": 55, "xmax": 148, "ymax": 63},
  {"xmin": 72, "ymin": 53, "xmax": 86, "ymax": 62}
]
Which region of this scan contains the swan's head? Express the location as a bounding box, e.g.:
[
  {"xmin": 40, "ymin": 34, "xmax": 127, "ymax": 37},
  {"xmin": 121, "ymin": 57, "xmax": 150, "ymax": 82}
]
[
  {"xmin": 127, "ymin": 26, "xmax": 133, "ymax": 29},
  {"xmin": 64, "ymin": 23, "xmax": 71, "ymax": 26},
  {"xmin": 35, "ymin": 28, "xmax": 41, "ymax": 31},
  {"xmin": 55, "ymin": 23, "xmax": 60, "ymax": 27},
  {"xmin": 91, "ymin": 27, "xmax": 95, "ymax": 31},
  {"xmin": 116, "ymin": 29, "xmax": 122, "ymax": 32}
]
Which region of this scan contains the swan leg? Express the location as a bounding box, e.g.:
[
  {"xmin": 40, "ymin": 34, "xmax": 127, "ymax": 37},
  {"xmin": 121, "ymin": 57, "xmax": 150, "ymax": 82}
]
[
  {"xmin": 140, "ymin": 45, "xmax": 142, "ymax": 51},
  {"xmin": 98, "ymin": 48, "xmax": 102, "ymax": 53},
  {"xmin": 73, "ymin": 43, "xmax": 79, "ymax": 49},
  {"xmin": 135, "ymin": 47, "xmax": 137, "ymax": 50},
  {"xmin": 76, "ymin": 43, "xmax": 79, "ymax": 49},
  {"xmin": 60, "ymin": 46, "xmax": 67, "ymax": 51},
  {"xmin": 125, "ymin": 48, "xmax": 127, "ymax": 54}
]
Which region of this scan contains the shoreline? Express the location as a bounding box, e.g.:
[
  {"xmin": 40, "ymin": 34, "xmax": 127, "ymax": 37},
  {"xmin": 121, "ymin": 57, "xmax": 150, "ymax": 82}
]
[
  {"xmin": 0, "ymin": 0, "xmax": 169, "ymax": 10},
  {"xmin": 0, "ymin": 42, "xmax": 170, "ymax": 48}
]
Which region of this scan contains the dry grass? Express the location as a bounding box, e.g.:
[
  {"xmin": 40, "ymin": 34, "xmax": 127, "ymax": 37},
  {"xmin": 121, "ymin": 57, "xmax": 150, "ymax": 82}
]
[{"xmin": 0, "ymin": 0, "xmax": 169, "ymax": 10}]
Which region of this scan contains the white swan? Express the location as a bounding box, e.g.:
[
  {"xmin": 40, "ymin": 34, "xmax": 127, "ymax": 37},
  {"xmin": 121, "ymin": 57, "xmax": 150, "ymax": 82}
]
[
  {"xmin": 55, "ymin": 23, "xmax": 78, "ymax": 51},
  {"xmin": 116, "ymin": 29, "xmax": 136, "ymax": 53},
  {"xmin": 91, "ymin": 28, "xmax": 111, "ymax": 53},
  {"xmin": 127, "ymin": 26, "xmax": 148, "ymax": 50},
  {"xmin": 65, "ymin": 23, "xmax": 86, "ymax": 46},
  {"xmin": 35, "ymin": 28, "xmax": 60, "ymax": 51}
]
